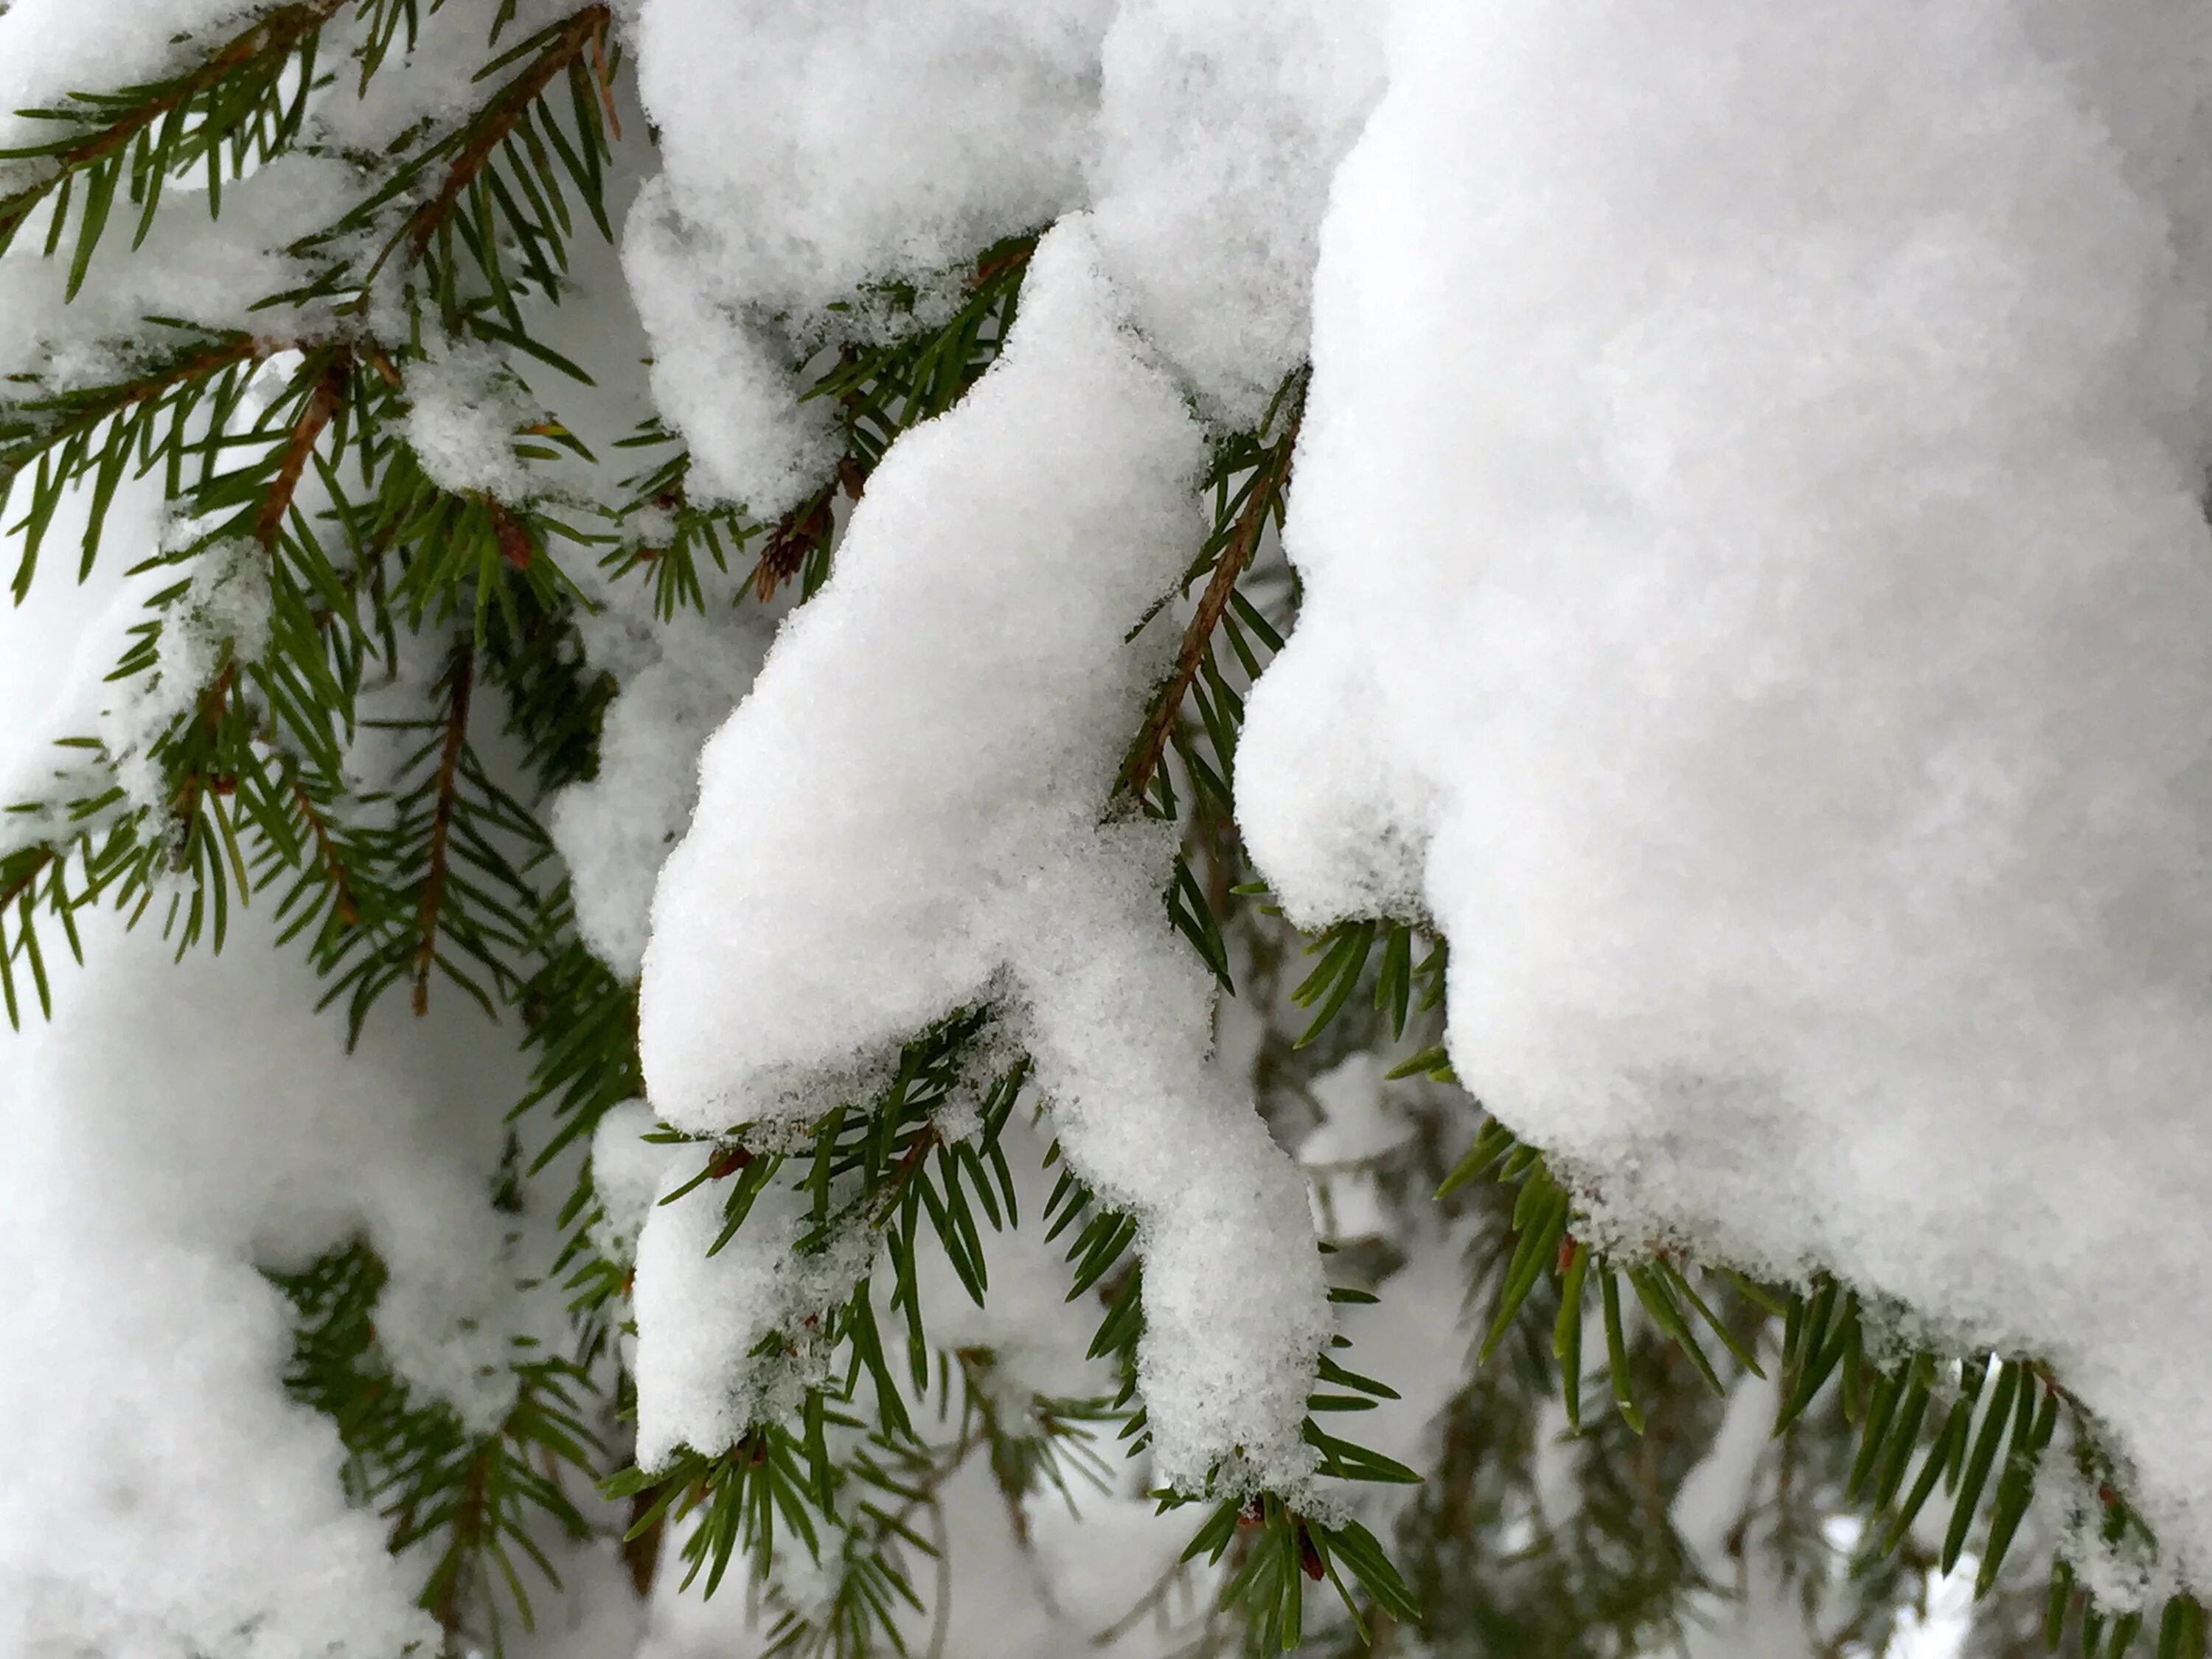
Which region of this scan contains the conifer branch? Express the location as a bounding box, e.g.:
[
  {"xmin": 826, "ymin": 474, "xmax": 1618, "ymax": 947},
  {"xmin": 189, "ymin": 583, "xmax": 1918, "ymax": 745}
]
[
  {"xmin": 0, "ymin": 332, "xmax": 271, "ymax": 487},
  {"xmin": 401, "ymin": 6, "xmax": 613, "ymax": 259},
  {"xmin": 431, "ymin": 1437, "xmax": 496, "ymax": 1635},
  {"xmin": 126, "ymin": 336, "xmax": 272, "ymax": 411},
  {"xmin": 1119, "ymin": 383, "xmax": 1306, "ymax": 806},
  {"xmin": 167, "ymin": 661, "xmax": 238, "ymax": 824},
  {"xmin": 288, "ymin": 775, "xmax": 360, "ymax": 927},
  {"xmin": 0, "ymin": 0, "xmax": 352, "ymax": 246},
  {"xmin": 411, "ymin": 645, "xmax": 475, "ymax": 1015},
  {"xmin": 257, "ymin": 348, "xmax": 351, "ymax": 548}
]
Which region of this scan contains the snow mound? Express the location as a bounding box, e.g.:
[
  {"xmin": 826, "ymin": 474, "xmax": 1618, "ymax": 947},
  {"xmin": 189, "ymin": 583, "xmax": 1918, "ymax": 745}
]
[
  {"xmin": 1237, "ymin": 0, "xmax": 2212, "ymax": 1574},
  {"xmin": 637, "ymin": 220, "xmax": 1329, "ymax": 1495}
]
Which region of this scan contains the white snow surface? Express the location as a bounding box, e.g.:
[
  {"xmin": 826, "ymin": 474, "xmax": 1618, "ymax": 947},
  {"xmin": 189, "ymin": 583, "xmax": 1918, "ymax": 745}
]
[
  {"xmin": 1236, "ymin": 0, "xmax": 2212, "ymax": 1574},
  {"xmin": 618, "ymin": 175, "xmax": 840, "ymax": 519},
  {"xmin": 0, "ymin": 904, "xmax": 534, "ymax": 1656},
  {"xmin": 629, "ymin": 0, "xmax": 1107, "ymax": 318},
  {"xmin": 402, "ymin": 340, "xmax": 544, "ymax": 501},
  {"xmin": 632, "ymin": 1153, "xmax": 873, "ymax": 1468},
  {"xmin": 618, "ymin": 0, "xmax": 1107, "ymax": 515},
  {"xmin": 638, "ymin": 220, "xmax": 1331, "ymax": 1495},
  {"xmin": 620, "ymin": 0, "xmax": 1388, "ymax": 490},
  {"xmin": 0, "ymin": 0, "xmax": 262, "ymax": 148},
  {"xmin": 552, "ymin": 601, "xmax": 776, "ymax": 980},
  {"xmin": 1086, "ymin": 0, "xmax": 1383, "ymax": 426}
]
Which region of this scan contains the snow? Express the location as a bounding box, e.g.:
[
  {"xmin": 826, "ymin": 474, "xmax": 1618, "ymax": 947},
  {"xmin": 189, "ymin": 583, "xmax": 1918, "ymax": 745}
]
[
  {"xmin": 637, "ymin": 220, "xmax": 1330, "ymax": 1495},
  {"xmin": 632, "ymin": 1156, "xmax": 872, "ymax": 1468},
  {"xmin": 402, "ymin": 341, "xmax": 544, "ymax": 501},
  {"xmin": 629, "ymin": 0, "xmax": 1106, "ymax": 319},
  {"xmin": 619, "ymin": 0, "xmax": 1107, "ymax": 515},
  {"xmin": 12, "ymin": 0, "xmax": 2212, "ymax": 1645},
  {"xmin": 0, "ymin": 476, "xmax": 163, "ymax": 809},
  {"xmin": 1086, "ymin": 0, "xmax": 1382, "ymax": 426},
  {"xmin": 0, "ymin": 901, "xmax": 535, "ymax": 1655},
  {"xmin": 588, "ymin": 1098, "xmax": 671, "ymax": 1265},
  {"xmin": 551, "ymin": 603, "xmax": 775, "ymax": 980},
  {"xmin": 1237, "ymin": 0, "xmax": 2212, "ymax": 1579},
  {"xmin": 619, "ymin": 0, "xmax": 1386, "ymax": 498},
  {"xmin": 0, "ymin": 153, "xmax": 352, "ymax": 388},
  {"xmin": 617, "ymin": 176, "xmax": 839, "ymax": 519},
  {"xmin": 100, "ymin": 532, "xmax": 269, "ymax": 816},
  {"xmin": 0, "ymin": 0, "xmax": 263, "ymax": 150}
]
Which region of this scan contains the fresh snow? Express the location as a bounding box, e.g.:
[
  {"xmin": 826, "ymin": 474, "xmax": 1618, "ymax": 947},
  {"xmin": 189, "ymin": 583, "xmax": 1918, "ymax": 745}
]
[
  {"xmin": 1086, "ymin": 0, "xmax": 1382, "ymax": 428},
  {"xmin": 636, "ymin": 219, "xmax": 1331, "ymax": 1495},
  {"xmin": 1, "ymin": 0, "xmax": 2207, "ymax": 1647},
  {"xmin": 0, "ymin": 903, "xmax": 538, "ymax": 1656},
  {"xmin": 0, "ymin": 1, "xmax": 265, "ymax": 151},
  {"xmin": 1236, "ymin": 0, "xmax": 2212, "ymax": 1578}
]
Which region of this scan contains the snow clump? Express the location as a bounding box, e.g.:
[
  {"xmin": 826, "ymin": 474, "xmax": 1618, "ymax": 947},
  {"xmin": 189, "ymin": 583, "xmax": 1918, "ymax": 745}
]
[
  {"xmin": 1234, "ymin": 0, "xmax": 2212, "ymax": 1576},
  {"xmin": 636, "ymin": 220, "xmax": 1332, "ymax": 1496}
]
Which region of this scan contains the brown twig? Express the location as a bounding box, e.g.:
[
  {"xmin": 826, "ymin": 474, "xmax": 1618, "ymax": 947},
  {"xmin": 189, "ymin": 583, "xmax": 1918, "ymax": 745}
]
[
  {"xmin": 288, "ymin": 773, "xmax": 360, "ymax": 927},
  {"xmin": 586, "ymin": 18, "xmax": 623, "ymax": 142},
  {"xmin": 256, "ymin": 348, "xmax": 351, "ymax": 548},
  {"xmin": 1118, "ymin": 387, "xmax": 1307, "ymax": 805},
  {"xmin": 127, "ymin": 335, "xmax": 273, "ymax": 408},
  {"xmin": 622, "ymin": 1484, "xmax": 664, "ymax": 1598},
  {"xmin": 403, "ymin": 6, "xmax": 613, "ymax": 257},
  {"xmin": 167, "ymin": 661, "xmax": 238, "ymax": 821},
  {"xmin": 411, "ymin": 645, "xmax": 475, "ymax": 1015}
]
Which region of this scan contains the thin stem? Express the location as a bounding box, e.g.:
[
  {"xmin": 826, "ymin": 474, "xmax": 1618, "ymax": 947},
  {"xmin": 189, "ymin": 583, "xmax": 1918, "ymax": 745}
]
[
  {"xmin": 288, "ymin": 772, "xmax": 359, "ymax": 927},
  {"xmin": 1119, "ymin": 383, "xmax": 1307, "ymax": 805},
  {"xmin": 402, "ymin": 6, "xmax": 612, "ymax": 258},
  {"xmin": 411, "ymin": 644, "xmax": 474, "ymax": 1015},
  {"xmin": 257, "ymin": 348, "xmax": 351, "ymax": 548}
]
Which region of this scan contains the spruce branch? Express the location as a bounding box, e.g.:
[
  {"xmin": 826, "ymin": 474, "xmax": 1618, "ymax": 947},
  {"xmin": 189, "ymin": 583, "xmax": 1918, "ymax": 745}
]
[
  {"xmin": 412, "ymin": 643, "xmax": 476, "ymax": 1015},
  {"xmin": 393, "ymin": 5, "xmax": 613, "ymax": 265},
  {"xmin": 286, "ymin": 772, "xmax": 361, "ymax": 928},
  {"xmin": 0, "ymin": 0, "xmax": 352, "ymax": 271},
  {"xmin": 1119, "ymin": 378, "xmax": 1305, "ymax": 807},
  {"xmin": 255, "ymin": 347, "xmax": 352, "ymax": 549}
]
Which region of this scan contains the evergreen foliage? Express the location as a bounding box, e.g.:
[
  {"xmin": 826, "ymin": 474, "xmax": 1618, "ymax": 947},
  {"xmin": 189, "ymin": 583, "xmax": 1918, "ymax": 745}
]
[{"xmin": 0, "ymin": 4, "xmax": 2197, "ymax": 1656}]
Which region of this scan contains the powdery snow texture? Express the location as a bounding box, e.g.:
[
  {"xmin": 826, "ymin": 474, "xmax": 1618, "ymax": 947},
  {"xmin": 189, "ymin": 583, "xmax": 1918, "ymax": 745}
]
[
  {"xmin": 1236, "ymin": 0, "xmax": 2212, "ymax": 1578},
  {"xmin": 0, "ymin": 907, "xmax": 529, "ymax": 1657},
  {"xmin": 637, "ymin": 222, "xmax": 1330, "ymax": 1495}
]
